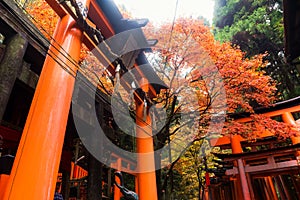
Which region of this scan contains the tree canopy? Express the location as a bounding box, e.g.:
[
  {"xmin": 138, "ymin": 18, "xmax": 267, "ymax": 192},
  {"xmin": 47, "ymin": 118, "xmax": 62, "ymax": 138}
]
[
  {"xmin": 213, "ymin": 0, "xmax": 300, "ymax": 99},
  {"xmin": 143, "ymin": 17, "xmax": 298, "ymax": 198}
]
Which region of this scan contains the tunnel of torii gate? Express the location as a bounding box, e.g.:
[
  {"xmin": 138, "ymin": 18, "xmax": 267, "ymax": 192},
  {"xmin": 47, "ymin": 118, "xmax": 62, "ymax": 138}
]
[
  {"xmin": 208, "ymin": 97, "xmax": 300, "ymax": 200},
  {"xmin": 0, "ymin": 0, "xmax": 167, "ymax": 199}
]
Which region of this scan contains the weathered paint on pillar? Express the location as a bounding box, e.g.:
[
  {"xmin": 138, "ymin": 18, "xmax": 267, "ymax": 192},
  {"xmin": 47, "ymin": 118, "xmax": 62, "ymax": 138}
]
[
  {"xmin": 135, "ymin": 88, "xmax": 158, "ymax": 200},
  {"xmin": 282, "ymin": 112, "xmax": 300, "ymax": 144},
  {"xmin": 3, "ymin": 0, "xmax": 90, "ymax": 197},
  {"xmin": 0, "ymin": 34, "xmax": 28, "ymax": 121}
]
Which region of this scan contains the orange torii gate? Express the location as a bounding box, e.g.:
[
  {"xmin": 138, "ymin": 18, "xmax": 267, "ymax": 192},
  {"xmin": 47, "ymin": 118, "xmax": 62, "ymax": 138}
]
[
  {"xmin": 210, "ymin": 98, "xmax": 300, "ymax": 200},
  {"xmin": 2, "ymin": 0, "xmax": 163, "ymax": 199}
]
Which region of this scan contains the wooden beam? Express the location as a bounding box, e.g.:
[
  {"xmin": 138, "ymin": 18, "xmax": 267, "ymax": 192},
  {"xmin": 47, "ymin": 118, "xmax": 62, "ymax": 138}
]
[
  {"xmin": 245, "ymin": 160, "xmax": 299, "ymax": 173},
  {"xmin": 45, "ymin": 0, "xmax": 67, "ymax": 18},
  {"xmin": 0, "ymin": 0, "xmax": 49, "ymax": 55},
  {"xmin": 236, "ymin": 105, "xmax": 300, "ymax": 122},
  {"xmin": 88, "ymin": 0, "xmax": 115, "ymax": 37}
]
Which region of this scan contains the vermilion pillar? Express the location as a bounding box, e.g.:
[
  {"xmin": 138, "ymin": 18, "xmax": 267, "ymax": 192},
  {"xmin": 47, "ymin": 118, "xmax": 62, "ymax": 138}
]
[
  {"xmin": 114, "ymin": 158, "xmax": 122, "ymax": 200},
  {"xmin": 230, "ymin": 135, "xmax": 251, "ymax": 200},
  {"xmin": 135, "ymin": 89, "xmax": 158, "ymax": 200},
  {"xmin": 3, "ymin": 0, "xmax": 89, "ymax": 198},
  {"xmin": 0, "ymin": 175, "xmax": 9, "ymax": 199},
  {"xmin": 230, "ymin": 134, "xmax": 243, "ymax": 154}
]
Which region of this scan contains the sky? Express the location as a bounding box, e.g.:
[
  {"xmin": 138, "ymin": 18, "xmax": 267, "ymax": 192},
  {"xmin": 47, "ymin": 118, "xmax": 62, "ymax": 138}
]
[{"xmin": 113, "ymin": 0, "xmax": 215, "ymax": 25}]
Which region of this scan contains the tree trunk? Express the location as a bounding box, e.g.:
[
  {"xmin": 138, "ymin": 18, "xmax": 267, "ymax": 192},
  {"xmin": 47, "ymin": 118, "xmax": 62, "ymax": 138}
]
[
  {"xmin": 87, "ymin": 154, "xmax": 103, "ymax": 200},
  {"xmin": 155, "ymin": 139, "xmax": 165, "ymax": 200},
  {"xmin": 61, "ymin": 170, "xmax": 71, "ymax": 200},
  {"xmin": 197, "ymin": 170, "xmax": 201, "ymax": 200},
  {"xmin": 0, "ymin": 34, "xmax": 28, "ymax": 121},
  {"xmin": 155, "ymin": 158, "xmax": 162, "ymax": 199}
]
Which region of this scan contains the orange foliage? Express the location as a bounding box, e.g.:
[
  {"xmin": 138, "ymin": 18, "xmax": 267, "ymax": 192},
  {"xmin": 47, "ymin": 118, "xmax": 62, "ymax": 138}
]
[
  {"xmin": 27, "ymin": 0, "xmax": 89, "ymax": 60},
  {"xmin": 79, "ymin": 44, "xmax": 90, "ymax": 62},
  {"xmin": 144, "ymin": 18, "xmax": 277, "ymax": 114},
  {"xmin": 26, "ymin": 1, "xmax": 113, "ymax": 93},
  {"xmin": 143, "ymin": 18, "xmax": 297, "ymax": 140},
  {"xmin": 26, "ymin": 0, "xmax": 59, "ymax": 40},
  {"xmin": 224, "ymin": 114, "xmax": 299, "ymax": 140}
]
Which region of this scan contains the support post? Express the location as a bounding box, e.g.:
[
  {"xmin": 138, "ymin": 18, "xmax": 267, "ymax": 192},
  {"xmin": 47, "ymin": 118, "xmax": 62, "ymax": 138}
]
[
  {"xmin": 230, "ymin": 135, "xmax": 251, "ymax": 200},
  {"xmin": 61, "ymin": 170, "xmax": 71, "ymax": 200},
  {"xmin": 278, "ymin": 175, "xmax": 292, "ymax": 200},
  {"xmin": 114, "ymin": 158, "xmax": 122, "ymax": 200},
  {"xmin": 265, "ymin": 176, "xmax": 278, "ymax": 200},
  {"xmin": 3, "ymin": 0, "xmax": 90, "ymax": 197},
  {"xmin": 87, "ymin": 154, "xmax": 102, "ymax": 200},
  {"xmin": 135, "ymin": 85, "xmax": 158, "ymax": 200},
  {"xmin": 237, "ymin": 159, "xmax": 251, "ymax": 200},
  {"xmin": 230, "ymin": 134, "xmax": 243, "ymax": 154},
  {"xmin": 0, "ymin": 174, "xmax": 9, "ymax": 199},
  {"xmin": 204, "ymin": 187, "xmax": 209, "ymax": 200}
]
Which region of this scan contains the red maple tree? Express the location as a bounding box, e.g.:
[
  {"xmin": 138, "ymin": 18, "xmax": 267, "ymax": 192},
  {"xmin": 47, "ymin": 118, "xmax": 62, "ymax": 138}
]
[{"xmin": 144, "ymin": 18, "xmax": 297, "ymax": 140}]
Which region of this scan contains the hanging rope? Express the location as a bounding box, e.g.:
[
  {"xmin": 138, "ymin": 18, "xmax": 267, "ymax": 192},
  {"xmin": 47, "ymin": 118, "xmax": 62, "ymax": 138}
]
[
  {"xmin": 128, "ymin": 81, "xmax": 136, "ymax": 109},
  {"xmin": 114, "ymin": 63, "xmax": 121, "ymax": 92},
  {"xmin": 152, "ymin": 109, "xmax": 157, "ymax": 130},
  {"xmin": 143, "ymin": 97, "xmax": 148, "ymax": 121}
]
